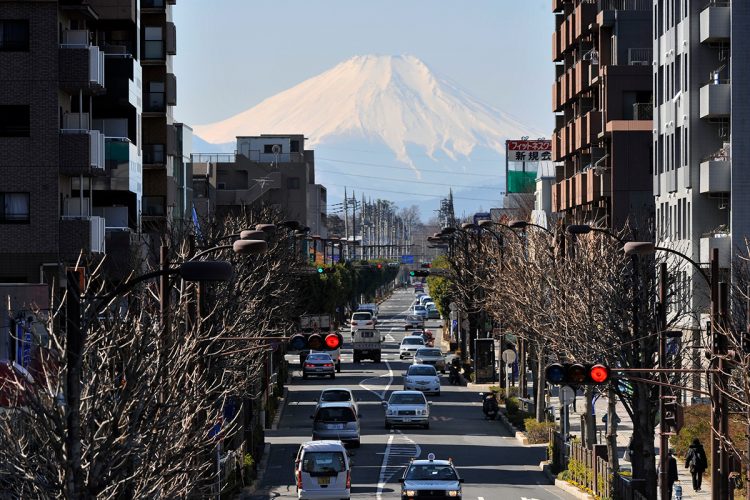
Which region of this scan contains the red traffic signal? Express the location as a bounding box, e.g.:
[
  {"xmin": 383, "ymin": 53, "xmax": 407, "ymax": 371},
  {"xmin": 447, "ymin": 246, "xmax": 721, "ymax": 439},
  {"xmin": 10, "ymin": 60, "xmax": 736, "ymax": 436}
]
[
  {"xmin": 545, "ymin": 362, "xmax": 610, "ymax": 385},
  {"xmin": 420, "ymin": 262, "xmax": 432, "ymax": 268},
  {"xmin": 376, "ymin": 263, "xmax": 383, "ymax": 269},
  {"xmin": 287, "ymin": 332, "xmax": 343, "ymax": 351}
]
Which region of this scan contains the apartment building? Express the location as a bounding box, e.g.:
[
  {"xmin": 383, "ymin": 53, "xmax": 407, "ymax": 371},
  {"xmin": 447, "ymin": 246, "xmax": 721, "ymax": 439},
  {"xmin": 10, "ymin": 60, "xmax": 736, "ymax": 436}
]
[
  {"xmin": 653, "ymin": 0, "xmax": 748, "ymax": 284},
  {"xmin": 192, "ymin": 134, "xmax": 327, "ymax": 236},
  {"xmin": 551, "ymin": 0, "xmax": 654, "ymax": 230}
]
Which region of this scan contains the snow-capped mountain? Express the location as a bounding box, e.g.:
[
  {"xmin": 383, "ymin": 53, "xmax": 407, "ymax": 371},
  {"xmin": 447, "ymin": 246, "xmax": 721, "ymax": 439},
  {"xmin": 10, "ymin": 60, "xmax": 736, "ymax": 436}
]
[{"xmin": 192, "ymin": 55, "xmax": 546, "ymax": 215}]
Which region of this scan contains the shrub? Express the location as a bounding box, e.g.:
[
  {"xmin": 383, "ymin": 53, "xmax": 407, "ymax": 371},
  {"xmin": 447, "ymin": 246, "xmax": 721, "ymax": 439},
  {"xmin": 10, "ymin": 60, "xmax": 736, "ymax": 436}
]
[
  {"xmin": 525, "ymin": 418, "xmax": 555, "ymax": 444},
  {"xmin": 243, "ymin": 453, "xmax": 257, "ymax": 482},
  {"xmin": 506, "ymin": 396, "xmax": 519, "ymax": 415}
]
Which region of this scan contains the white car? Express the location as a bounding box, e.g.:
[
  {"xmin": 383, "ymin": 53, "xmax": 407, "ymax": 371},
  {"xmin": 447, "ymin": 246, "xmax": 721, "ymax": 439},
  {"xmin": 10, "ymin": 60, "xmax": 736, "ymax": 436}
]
[
  {"xmin": 383, "ymin": 390, "xmax": 431, "ymax": 429},
  {"xmin": 419, "ymin": 296, "xmax": 433, "ymax": 306},
  {"xmin": 350, "ymin": 311, "xmax": 375, "ymax": 332},
  {"xmin": 317, "ymin": 388, "xmax": 359, "ymax": 416},
  {"xmin": 399, "ymin": 335, "xmax": 426, "ymax": 359},
  {"xmin": 403, "ymin": 364, "xmax": 441, "ymax": 395},
  {"xmin": 295, "ymin": 440, "xmax": 351, "ymax": 499},
  {"xmin": 411, "ymin": 304, "xmax": 428, "ymax": 319}
]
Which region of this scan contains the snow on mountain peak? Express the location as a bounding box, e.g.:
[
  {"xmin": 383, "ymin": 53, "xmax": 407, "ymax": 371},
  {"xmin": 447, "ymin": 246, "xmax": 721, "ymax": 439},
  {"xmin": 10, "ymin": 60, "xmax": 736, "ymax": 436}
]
[{"xmin": 192, "ymin": 54, "xmax": 539, "ymax": 171}]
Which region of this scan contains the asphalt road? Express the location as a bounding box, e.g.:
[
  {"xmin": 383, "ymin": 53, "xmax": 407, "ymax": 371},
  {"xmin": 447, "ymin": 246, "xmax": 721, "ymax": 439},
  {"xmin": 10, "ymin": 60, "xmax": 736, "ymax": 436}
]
[{"xmin": 248, "ymin": 287, "xmax": 575, "ymax": 500}]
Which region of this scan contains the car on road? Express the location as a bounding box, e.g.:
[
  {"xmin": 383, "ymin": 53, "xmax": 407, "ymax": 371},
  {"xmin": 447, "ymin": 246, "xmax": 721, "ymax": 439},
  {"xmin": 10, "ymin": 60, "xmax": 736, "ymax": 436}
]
[
  {"xmin": 317, "ymin": 388, "xmax": 358, "ymax": 416},
  {"xmin": 410, "ymin": 329, "xmax": 433, "ymax": 347},
  {"xmin": 403, "ymin": 315, "xmax": 425, "ymax": 330},
  {"xmin": 425, "ymin": 303, "xmax": 440, "ymax": 319},
  {"xmin": 295, "ymin": 440, "xmax": 351, "ymax": 499},
  {"xmin": 399, "ymin": 335, "xmax": 426, "ymax": 359},
  {"xmin": 418, "ymin": 295, "xmax": 433, "ymax": 306},
  {"xmin": 413, "ymin": 347, "xmax": 446, "ymax": 373},
  {"xmin": 311, "ymin": 402, "xmax": 360, "ymax": 447},
  {"xmin": 399, "ymin": 453, "xmax": 463, "ymax": 500},
  {"xmin": 403, "ymin": 364, "xmax": 441, "ymax": 395},
  {"xmin": 357, "ymin": 303, "xmax": 379, "ymax": 321},
  {"xmin": 302, "ymin": 352, "xmax": 336, "ymax": 379},
  {"xmin": 350, "ymin": 311, "xmax": 375, "ymax": 332},
  {"xmin": 411, "ymin": 304, "xmax": 428, "ymax": 319},
  {"xmin": 383, "ymin": 390, "xmax": 431, "ymax": 429}
]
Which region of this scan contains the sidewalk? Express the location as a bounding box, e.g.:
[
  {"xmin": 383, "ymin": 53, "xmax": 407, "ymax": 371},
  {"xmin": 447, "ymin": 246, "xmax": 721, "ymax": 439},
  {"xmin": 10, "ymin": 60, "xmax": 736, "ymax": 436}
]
[{"xmin": 548, "ymin": 388, "xmax": 710, "ymax": 499}]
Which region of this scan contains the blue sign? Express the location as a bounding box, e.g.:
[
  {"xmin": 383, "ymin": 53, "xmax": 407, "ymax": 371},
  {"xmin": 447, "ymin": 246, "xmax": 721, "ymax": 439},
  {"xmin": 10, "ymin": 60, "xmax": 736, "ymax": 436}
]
[
  {"xmin": 16, "ymin": 323, "xmax": 32, "ymax": 369},
  {"xmin": 401, "ymin": 255, "xmax": 415, "ymax": 264}
]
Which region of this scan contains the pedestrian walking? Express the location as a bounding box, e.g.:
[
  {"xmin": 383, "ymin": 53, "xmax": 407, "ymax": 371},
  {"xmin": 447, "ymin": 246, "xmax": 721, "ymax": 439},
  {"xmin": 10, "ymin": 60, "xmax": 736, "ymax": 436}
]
[
  {"xmin": 667, "ymin": 448, "xmax": 679, "ymax": 499},
  {"xmin": 685, "ymin": 438, "xmax": 708, "ymax": 492}
]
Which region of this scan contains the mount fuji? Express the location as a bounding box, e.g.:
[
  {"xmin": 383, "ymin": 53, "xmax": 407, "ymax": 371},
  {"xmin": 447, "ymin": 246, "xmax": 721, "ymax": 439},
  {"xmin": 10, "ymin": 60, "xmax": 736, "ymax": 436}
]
[{"xmin": 192, "ymin": 54, "xmax": 546, "ymax": 217}]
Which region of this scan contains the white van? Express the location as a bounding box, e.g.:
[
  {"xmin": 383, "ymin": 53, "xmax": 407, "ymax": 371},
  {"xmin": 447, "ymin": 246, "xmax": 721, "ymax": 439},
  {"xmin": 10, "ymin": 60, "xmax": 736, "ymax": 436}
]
[{"xmin": 295, "ymin": 440, "xmax": 351, "ymax": 499}]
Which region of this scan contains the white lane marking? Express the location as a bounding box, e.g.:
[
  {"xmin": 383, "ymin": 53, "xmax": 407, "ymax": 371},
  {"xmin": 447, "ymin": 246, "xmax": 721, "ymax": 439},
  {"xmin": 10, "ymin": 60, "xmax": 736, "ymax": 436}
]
[
  {"xmin": 359, "ymin": 355, "xmax": 394, "ymax": 400},
  {"xmin": 376, "ymin": 430, "xmax": 421, "ymax": 499}
]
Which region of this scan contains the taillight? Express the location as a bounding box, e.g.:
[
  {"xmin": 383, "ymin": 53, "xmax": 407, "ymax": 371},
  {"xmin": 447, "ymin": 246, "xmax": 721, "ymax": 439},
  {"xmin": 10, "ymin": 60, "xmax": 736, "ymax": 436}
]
[
  {"xmin": 351, "ymin": 320, "xmax": 356, "ymax": 325},
  {"xmin": 304, "ymin": 363, "xmax": 315, "ymax": 368},
  {"xmin": 366, "ymin": 321, "xmax": 372, "ymax": 325},
  {"xmin": 296, "ymin": 470, "xmax": 302, "ymax": 489},
  {"xmin": 346, "ymin": 470, "xmax": 351, "ymax": 489},
  {"xmin": 323, "ymin": 363, "xmax": 333, "ymax": 367}
]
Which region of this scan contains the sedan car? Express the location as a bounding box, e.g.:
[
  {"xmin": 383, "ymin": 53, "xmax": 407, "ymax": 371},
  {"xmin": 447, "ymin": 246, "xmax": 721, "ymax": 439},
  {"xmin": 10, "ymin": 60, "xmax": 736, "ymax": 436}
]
[
  {"xmin": 403, "ymin": 315, "xmax": 425, "ymax": 330},
  {"xmin": 317, "ymin": 388, "xmax": 358, "ymax": 416},
  {"xmin": 411, "ymin": 304, "xmax": 428, "ymax": 319},
  {"xmin": 383, "ymin": 390, "xmax": 430, "ymax": 429},
  {"xmin": 403, "ymin": 364, "xmax": 441, "ymax": 395},
  {"xmin": 311, "ymin": 402, "xmax": 360, "ymax": 447},
  {"xmin": 413, "ymin": 347, "xmax": 446, "ymax": 373},
  {"xmin": 399, "ymin": 336, "xmax": 426, "ymax": 359},
  {"xmin": 350, "ymin": 311, "xmax": 375, "ymax": 332},
  {"xmin": 425, "ymin": 304, "xmax": 440, "ymax": 319},
  {"xmin": 400, "ymin": 454, "xmax": 463, "ymax": 499},
  {"xmin": 302, "ymin": 353, "xmax": 336, "ymax": 379}
]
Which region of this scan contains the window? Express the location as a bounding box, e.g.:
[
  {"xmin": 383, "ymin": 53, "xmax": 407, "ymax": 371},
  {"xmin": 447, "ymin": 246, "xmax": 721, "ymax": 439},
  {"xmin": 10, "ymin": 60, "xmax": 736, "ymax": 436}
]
[
  {"xmin": 146, "ymin": 82, "xmax": 165, "ymax": 111},
  {"xmin": 1, "ymin": 193, "xmax": 30, "ymax": 223},
  {"xmin": 287, "ymin": 177, "xmax": 300, "ymax": 190},
  {"xmin": 143, "ymin": 26, "xmax": 163, "ymax": 59},
  {"xmin": 0, "ymin": 105, "xmax": 30, "ymax": 137},
  {"xmin": 290, "ymin": 140, "xmax": 300, "ymax": 153},
  {"xmin": 0, "ymin": 20, "xmax": 29, "ymax": 51},
  {"xmin": 264, "ymin": 144, "xmax": 282, "ymax": 154}
]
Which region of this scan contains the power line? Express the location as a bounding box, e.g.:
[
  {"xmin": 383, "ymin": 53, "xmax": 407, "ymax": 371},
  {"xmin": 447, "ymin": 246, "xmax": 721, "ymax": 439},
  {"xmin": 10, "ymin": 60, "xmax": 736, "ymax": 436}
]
[
  {"xmin": 316, "ymin": 169, "xmax": 502, "ymax": 191},
  {"xmin": 317, "ymin": 145, "xmax": 506, "ymax": 162},
  {"xmin": 316, "ymin": 157, "xmax": 502, "ymax": 178},
  {"xmin": 323, "ymin": 182, "xmax": 503, "ymax": 202}
]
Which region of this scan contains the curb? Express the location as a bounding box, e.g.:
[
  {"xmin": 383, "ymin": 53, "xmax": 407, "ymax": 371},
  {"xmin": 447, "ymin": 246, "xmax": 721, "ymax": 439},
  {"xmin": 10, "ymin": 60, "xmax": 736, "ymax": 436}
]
[
  {"xmin": 539, "ymin": 461, "xmax": 555, "ymax": 483},
  {"xmin": 553, "ymin": 479, "xmax": 595, "ymax": 499}
]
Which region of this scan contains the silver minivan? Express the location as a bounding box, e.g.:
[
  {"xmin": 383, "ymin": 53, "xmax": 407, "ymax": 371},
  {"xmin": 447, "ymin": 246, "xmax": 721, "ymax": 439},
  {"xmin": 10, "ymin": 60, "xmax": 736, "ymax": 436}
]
[
  {"xmin": 295, "ymin": 440, "xmax": 351, "ymax": 499},
  {"xmin": 311, "ymin": 402, "xmax": 360, "ymax": 447}
]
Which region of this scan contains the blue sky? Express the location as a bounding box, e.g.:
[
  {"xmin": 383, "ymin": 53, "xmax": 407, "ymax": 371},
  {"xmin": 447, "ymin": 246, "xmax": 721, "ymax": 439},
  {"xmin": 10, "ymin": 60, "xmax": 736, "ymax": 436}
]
[{"xmin": 173, "ymin": 0, "xmax": 554, "ymax": 133}]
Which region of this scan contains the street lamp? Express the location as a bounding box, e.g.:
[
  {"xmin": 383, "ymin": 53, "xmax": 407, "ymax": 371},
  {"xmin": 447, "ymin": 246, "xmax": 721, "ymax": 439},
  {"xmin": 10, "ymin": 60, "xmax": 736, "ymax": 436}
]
[
  {"xmin": 255, "ymin": 223, "xmax": 276, "ymax": 234},
  {"xmin": 567, "ymin": 224, "xmax": 627, "ymax": 244},
  {"xmin": 509, "ymin": 219, "xmax": 552, "ymax": 234}
]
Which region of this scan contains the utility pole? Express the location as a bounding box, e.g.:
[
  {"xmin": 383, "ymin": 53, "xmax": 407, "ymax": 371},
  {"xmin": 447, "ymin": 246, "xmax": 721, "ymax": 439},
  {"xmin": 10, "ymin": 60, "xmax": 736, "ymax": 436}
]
[
  {"xmin": 343, "ymin": 187, "xmax": 349, "ymax": 260},
  {"xmin": 658, "ymin": 262, "xmax": 669, "ymax": 500}
]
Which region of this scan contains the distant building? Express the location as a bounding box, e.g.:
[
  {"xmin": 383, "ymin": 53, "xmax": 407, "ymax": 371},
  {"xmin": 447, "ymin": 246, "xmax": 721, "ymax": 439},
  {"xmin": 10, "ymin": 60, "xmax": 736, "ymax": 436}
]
[
  {"xmin": 551, "ymin": 0, "xmax": 654, "ymax": 230},
  {"xmin": 192, "ymin": 134, "xmax": 327, "ymax": 236}
]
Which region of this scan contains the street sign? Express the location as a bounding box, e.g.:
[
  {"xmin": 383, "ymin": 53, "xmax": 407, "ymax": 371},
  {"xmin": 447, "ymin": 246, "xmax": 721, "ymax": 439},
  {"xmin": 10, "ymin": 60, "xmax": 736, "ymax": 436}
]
[
  {"xmin": 401, "ymin": 255, "xmax": 415, "ymax": 264},
  {"xmin": 501, "ymin": 349, "xmax": 516, "ymax": 364},
  {"xmin": 560, "ymin": 386, "xmax": 575, "ymax": 406}
]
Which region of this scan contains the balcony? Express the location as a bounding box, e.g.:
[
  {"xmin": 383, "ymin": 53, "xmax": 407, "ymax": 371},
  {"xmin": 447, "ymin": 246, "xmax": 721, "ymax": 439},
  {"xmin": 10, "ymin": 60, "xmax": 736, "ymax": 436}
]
[
  {"xmin": 586, "ymin": 168, "xmax": 603, "ymax": 202},
  {"xmin": 60, "ymin": 215, "xmax": 106, "ymax": 255},
  {"xmin": 700, "ymin": 82, "xmax": 730, "ymax": 119},
  {"xmin": 59, "ymin": 44, "xmax": 105, "ymax": 94},
  {"xmin": 700, "ymin": 155, "xmax": 731, "ymax": 194},
  {"xmin": 104, "ymin": 54, "xmax": 141, "ymax": 108},
  {"xmin": 574, "ymin": 172, "xmax": 587, "ymax": 206},
  {"xmin": 599, "ymin": 0, "xmax": 651, "ymax": 26},
  {"xmin": 700, "ymin": 233, "xmax": 731, "ymax": 268},
  {"xmin": 106, "ymin": 137, "xmax": 142, "ymax": 194},
  {"xmin": 573, "ymin": 2, "xmax": 596, "ymax": 42},
  {"xmin": 166, "ymin": 73, "xmax": 177, "ymax": 105},
  {"xmin": 552, "ymin": 30, "xmax": 562, "ymax": 62},
  {"xmin": 574, "ymin": 59, "xmax": 591, "ymax": 96},
  {"xmin": 700, "ymin": 3, "xmax": 730, "ymax": 43},
  {"xmin": 552, "ymin": 0, "xmax": 564, "ymax": 13},
  {"xmin": 143, "ymin": 144, "xmax": 165, "ymax": 166},
  {"xmin": 552, "ymin": 129, "xmax": 562, "ymax": 162},
  {"xmin": 60, "ymin": 129, "xmax": 105, "ymax": 175},
  {"xmin": 166, "ymin": 22, "xmax": 176, "ymax": 55}
]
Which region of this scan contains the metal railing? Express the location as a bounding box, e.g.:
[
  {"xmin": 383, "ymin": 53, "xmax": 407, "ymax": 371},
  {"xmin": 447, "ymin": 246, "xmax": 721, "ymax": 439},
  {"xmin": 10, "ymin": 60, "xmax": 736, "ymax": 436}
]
[
  {"xmin": 600, "ymin": 0, "xmax": 650, "ymax": 10},
  {"xmin": 192, "ymin": 153, "xmax": 236, "ymax": 164},
  {"xmin": 632, "ymin": 102, "xmax": 653, "ymax": 120},
  {"xmin": 627, "ymin": 48, "xmax": 652, "ymax": 66}
]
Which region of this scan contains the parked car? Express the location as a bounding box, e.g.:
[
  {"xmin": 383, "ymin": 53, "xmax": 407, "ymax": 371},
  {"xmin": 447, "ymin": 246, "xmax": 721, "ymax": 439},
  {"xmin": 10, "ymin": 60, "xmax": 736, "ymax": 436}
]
[
  {"xmin": 413, "ymin": 348, "xmax": 446, "ymax": 373},
  {"xmin": 383, "ymin": 390, "xmax": 431, "ymax": 429},
  {"xmin": 399, "ymin": 453, "xmax": 463, "ymax": 499},
  {"xmin": 317, "ymin": 388, "xmax": 359, "ymax": 416},
  {"xmin": 311, "ymin": 402, "xmax": 360, "ymax": 447},
  {"xmin": 295, "ymin": 440, "xmax": 351, "ymax": 499},
  {"xmin": 350, "ymin": 311, "xmax": 375, "ymax": 332},
  {"xmin": 403, "ymin": 315, "xmax": 425, "ymax": 330},
  {"xmin": 303, "ymin": 352, "xmax": 336, "ymax": 379},
  {"xmin": 399, "ymin": 335, "xmax": 426, "ymax": 359},
  {"xmin": 403, "ymin": 364, "xmax": 441, "ymax": 395}
]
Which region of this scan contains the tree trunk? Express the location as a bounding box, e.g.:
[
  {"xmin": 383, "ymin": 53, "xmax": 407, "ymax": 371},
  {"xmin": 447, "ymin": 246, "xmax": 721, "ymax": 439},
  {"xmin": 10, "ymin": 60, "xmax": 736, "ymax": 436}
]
[
  {"xmin": 584, "ymin": 386, "xmax": 595, "ymax": 449},
  {"xmin": 631, "ymin": 382, "xmax": 657, "ymax": 498},
  {"xmin": 607, "ymin": 384, "xmax": 619, "ymax": 473},
  {"xmin": 535, "ymin": 349, "xmax": 547, "ymax": 422}
]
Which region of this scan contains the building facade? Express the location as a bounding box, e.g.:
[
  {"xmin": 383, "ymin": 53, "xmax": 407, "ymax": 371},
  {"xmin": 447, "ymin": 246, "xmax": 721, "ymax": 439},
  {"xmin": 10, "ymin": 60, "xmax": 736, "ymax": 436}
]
[
  {"xmin": 192, "ymin": 134, "xmax": 327, "ymax": 235},
  {"xmin": 551, "ymin": 0, "xmax": 654, "ymax": 230}
]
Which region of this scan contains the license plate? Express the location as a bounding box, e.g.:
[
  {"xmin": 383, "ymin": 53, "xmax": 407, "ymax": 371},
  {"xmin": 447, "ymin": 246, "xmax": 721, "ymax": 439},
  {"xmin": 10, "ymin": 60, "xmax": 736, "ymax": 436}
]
[
  {"xmin": 328, "ymin": 424, "xmax": 344, "ymax": 430},
  {"xmin": 317, "ymin": 476, "xmax": 330, "ymax": 486}
]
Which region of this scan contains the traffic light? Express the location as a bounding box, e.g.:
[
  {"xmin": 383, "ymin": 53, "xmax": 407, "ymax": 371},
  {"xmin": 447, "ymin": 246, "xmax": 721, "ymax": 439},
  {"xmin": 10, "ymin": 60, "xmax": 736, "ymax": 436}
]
[
  {"xmin": 663, "ymin": 399, "xmax": 684, "ymax": 433},
  {"xmin": 288, "ymin": 332, "xmax": 343, "ymax": 351},
  {"xmin": 420, "ymin": 263, "xmax": 432, "ymax": 268},
  {"xmin": 376, "ymin": 263, "xmax": 383, "ymax": 269},
  {"xmin": 409, "ymin": 270, "xmax": 430, "ymax": 277},
  {"xmin": 316, "ymin": 266, "xmax": 335, "ymax": 274},
  {"xmin": 545, "ymin": 362, "xmax": 610, "ymax": 385}
]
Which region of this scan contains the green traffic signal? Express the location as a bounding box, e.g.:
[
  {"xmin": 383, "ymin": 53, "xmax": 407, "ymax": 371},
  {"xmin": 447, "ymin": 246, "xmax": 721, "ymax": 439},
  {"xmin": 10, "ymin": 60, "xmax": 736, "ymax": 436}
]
[
  {"xmin": 317, "ymin": 267, "xmax": 324, "ymax": 273},
  {"xmin": 409, "ymin": 271, "xmax": 415, "ymax": 276}
]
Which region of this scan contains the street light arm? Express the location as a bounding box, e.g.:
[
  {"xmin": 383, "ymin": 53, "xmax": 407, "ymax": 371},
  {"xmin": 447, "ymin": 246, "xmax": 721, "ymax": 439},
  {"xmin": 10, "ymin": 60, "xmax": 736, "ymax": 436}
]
[
  {"xmin": 655, "ymin": 245, "xmax": 711, "ymax": 285},
  {"xmin": 92, "ymin": 268, "xmax": 179, "ymax": 312},
  {"xmin": 191, "ymin": 244, "xmax": 234, "ymax": 261}
]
